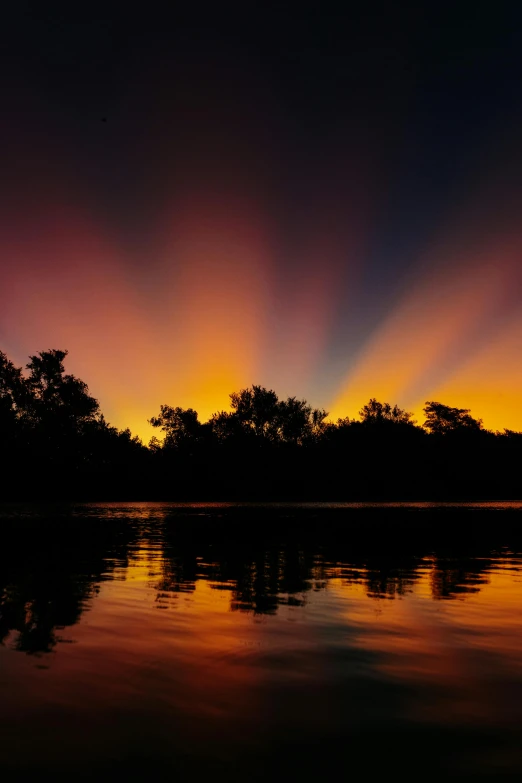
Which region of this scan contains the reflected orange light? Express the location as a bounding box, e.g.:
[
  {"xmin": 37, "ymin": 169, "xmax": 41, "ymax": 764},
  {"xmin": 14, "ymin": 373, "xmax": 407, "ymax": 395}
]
[{"xmin": 335, "ymin": 564, "xmax": 522, "ymax": 724}]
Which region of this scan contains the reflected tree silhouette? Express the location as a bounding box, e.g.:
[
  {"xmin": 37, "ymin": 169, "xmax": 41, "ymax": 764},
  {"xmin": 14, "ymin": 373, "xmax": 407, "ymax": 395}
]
[
  {"xmin": 0, "ymin": 518, "xmax": 140, "ymax": 654},
  {"xmin": 431, "ymin": 555, "xmax": 493, "ymax": 599},
  {"xmin": 1, "ymin": 509, "xmax": 522, "ymax": 655},
  {"xmin": 147, "ymin": 511, "xmax": 522, "ymax": 611}
]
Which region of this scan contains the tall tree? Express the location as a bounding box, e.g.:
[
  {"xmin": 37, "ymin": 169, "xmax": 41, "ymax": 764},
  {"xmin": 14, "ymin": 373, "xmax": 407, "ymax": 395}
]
[
  {"xmin": 25, "ymin": 349, "xmax": 99, "ymax": 430},
  {"xmin": 229, "ymin": 386, "xmax": 280, "ymax": 440},
  {"xmin": 0, "ymin": 351, "xmax": 27, "ymax": 433}
]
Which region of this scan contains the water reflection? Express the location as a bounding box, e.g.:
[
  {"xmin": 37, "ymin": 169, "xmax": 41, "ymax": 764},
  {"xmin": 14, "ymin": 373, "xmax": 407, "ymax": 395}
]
[
  {"xmin": 2, "ymin": 504, "xmax": 522, "ymax": 778},
  {"xmin": 1, "ymin": 505, "xmax": 522, "ymax": 655},
  {"xmin": 0, "ymin": 519, "xmax": 137, "ymax": 653}
]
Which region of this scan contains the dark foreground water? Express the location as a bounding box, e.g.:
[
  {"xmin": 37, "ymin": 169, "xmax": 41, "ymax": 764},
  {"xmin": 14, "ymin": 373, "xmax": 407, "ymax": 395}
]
[{"xmin": 2, "ymin": 502, "xmax": 522, "ymax": 780}]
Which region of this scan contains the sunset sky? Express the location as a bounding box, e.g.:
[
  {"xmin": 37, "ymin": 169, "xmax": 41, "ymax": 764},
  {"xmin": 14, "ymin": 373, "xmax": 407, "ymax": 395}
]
[{"xmin": 2, "ymin": 3, "xmax": 522, "ymax": 441}]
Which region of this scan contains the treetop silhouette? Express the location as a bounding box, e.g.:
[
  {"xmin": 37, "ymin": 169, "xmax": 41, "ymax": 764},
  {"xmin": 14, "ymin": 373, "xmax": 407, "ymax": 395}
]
[
  {"xmin": 0, "ymin": 347, "xmax": 519, "ymax": 500},
  {"xmin": 423, "ymin": 401, "xmax": 483, "ymax": 435}
]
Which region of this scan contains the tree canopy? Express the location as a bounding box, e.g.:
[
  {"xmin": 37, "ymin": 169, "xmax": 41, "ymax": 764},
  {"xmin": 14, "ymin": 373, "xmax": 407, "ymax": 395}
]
[{"xmin": 423, "ymin": 401, "xmax": 483, "ymax": 435}]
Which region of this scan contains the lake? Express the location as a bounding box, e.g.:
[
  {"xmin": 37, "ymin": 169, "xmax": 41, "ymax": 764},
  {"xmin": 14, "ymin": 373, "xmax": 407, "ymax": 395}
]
[{"xmin": 1, "ymin": 502, "xmax": 522, "ymax": 780}]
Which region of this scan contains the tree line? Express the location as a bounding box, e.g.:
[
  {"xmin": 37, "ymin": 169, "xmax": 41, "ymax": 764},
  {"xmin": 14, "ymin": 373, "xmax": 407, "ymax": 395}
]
[{"xmin": 1, "ymin": 347, "xmax": 521, "ymax": 500}]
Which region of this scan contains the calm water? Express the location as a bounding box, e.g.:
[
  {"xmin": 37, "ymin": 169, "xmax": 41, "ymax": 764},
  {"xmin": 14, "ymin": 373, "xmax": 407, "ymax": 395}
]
[{"xmin": 2, "ymin": 502, "xmax": 522, "ymax": 780}]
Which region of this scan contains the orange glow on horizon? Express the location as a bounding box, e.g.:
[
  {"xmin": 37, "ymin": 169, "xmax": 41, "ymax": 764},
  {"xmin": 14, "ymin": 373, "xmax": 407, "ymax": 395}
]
[
  {"xmin": 417, "ymin": 314, "xmax": 522, "ymax": 432},
  {"xmin": 329, "ymin": 228, "xmax": 522, "ymax": 431},
  {"xmin": 1, "ymin": 187, "xmax": 358, "ymax": 442},
  {"xmin": 3, "ymin": 150, "xmax": 522, "ymax": 440},
  {"xmin": 157, "ymin": 194, "xmax": 271, "ymax": 424}
]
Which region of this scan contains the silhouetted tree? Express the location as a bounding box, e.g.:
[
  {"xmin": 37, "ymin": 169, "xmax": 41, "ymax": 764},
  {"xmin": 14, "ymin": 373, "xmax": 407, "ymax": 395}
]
[
  {"xmin": 229, "ymin": 385, "xmax": 280, "ymax": 441},
  {"xmin": 423, "ymin": 401, "xmax": 483, "ymax": 435},
  {"xmin": 277, "ymin": 397, "xmax": 328, "ymax": 444},
  {"xmin": 359, "ymin": 398, "xmax": 415, "ymax": 426},
  {"xmin": 209, "ymin": 410, "xmax": 246, "ymax": 444},
  {"xmin": 216, "ymin": 386, "xmax": 328, "ymax": 446},
  {"xmin": 0, "ymin": 348, "xmax": 151, "ymax": 499},
  {"xmin": 149, "ymin": 405, "xmax": 203, "ymax": 449},
  {"xmin": 25, "ymin": 349, "xmax": 99, "ymax": 425},
  {"xmin": 0, "ymin": 351, "xmax": 27, "ymax": 415},
  {"xmin": 0, "ymin": 351, "xmax": 28, "ymax": 455}
]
